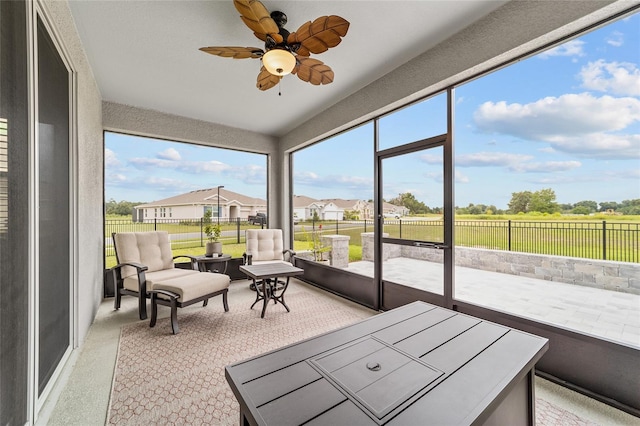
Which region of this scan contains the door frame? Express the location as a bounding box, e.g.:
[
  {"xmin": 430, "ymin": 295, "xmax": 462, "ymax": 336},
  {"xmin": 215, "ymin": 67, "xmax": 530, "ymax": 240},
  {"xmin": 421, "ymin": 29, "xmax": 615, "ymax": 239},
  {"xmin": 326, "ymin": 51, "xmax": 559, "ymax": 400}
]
[{"xmin": 374, "ymin": 88, "xmax": 455, "ymax": 311}]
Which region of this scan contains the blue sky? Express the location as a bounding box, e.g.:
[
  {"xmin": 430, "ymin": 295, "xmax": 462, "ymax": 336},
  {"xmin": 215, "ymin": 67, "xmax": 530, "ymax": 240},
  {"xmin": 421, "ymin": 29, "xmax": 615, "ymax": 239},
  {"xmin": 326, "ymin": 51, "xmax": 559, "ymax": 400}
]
[
  {"xmin": 105, "ymin": 134, "xmax": 268, "ymax": 202},
  {"xmin": 106, "ymin": 12, "xmax": 639, "ymax": 209}
]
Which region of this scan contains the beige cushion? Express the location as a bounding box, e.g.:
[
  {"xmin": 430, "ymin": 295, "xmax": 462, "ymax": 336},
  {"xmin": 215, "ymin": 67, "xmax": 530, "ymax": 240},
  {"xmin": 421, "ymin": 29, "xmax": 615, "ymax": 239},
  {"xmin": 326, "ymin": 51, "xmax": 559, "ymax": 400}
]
[
  {"xmin": 245, "ymin": 229, "xmax": 284, "ymax": 262},
  {"xmin": 154, "ymin": 272, "xmax": 230, "ymax": 303},
  {"xmin": 123, "ymin": 268, "xmax": 201, "ymax": 292},
  {"xmin": 114, "ymin": 231, "xmax": 175, "ymax": 278}
]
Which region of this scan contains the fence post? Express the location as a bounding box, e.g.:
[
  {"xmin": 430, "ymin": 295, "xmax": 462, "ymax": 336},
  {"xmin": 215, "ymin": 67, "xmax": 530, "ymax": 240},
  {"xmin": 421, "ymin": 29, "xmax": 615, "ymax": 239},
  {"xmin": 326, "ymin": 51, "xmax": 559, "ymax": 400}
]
[
  {"xmin": 336, "ymin": 218, "xmax": 338, "ymax": 234},
  {"xmin": 602, "ymin": 220, "xmax": 607, "ymax": 260},
  {"xmin": 364, "ymin": 219, "xmax": 367, "ymax": 233},
  {"xmin": 200, "ymin": 217, "xmax": 203, "ymax": 247},
  {"xmin": 237, "ymin": 218, "xmax": 241, "ymax": 243},
  {"xmin": 399, "ymin": 219, "xmax": 402, "ymax": 239},
  {"xmin": 154, "ymin": 218, "xmax": 157, "ymax": 230},
  {"xmin": 508, "ymin": 220, "xmax": 511, "ymax": 251}
]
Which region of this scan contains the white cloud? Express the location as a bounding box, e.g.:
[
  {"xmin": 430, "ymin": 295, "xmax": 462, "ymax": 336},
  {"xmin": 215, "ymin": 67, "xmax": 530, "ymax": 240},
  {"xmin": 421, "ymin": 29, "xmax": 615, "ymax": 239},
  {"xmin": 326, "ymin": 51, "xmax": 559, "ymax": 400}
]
[
  {"xmin": 538, "ymin": 40, "xmax": 585, "ymax": 59},
  {"xmin": 455, "ymin": 152, "xmax": 533, "ymax": 167},
  {"xmin": 105, "ymin": 172, "xmax": 127, "ymax": 183},
  {"xmin": 605, "ymin": 31, "xmax": 624, "ymax": 47},
  {"xmin": 455, "ymin": 152, "xmax": 582, "ymax": 173},
  {"xmin": 157, "ymin": 148, "xmax": 181, "ymax": 161},
  {"xmin": 105, "ymin": 148, "xmax": 120, "ymax": 167},
  {"xmin": 510, "ymin": 160, "xmax": 581, "ymax": 173},
  {"xmin": 294, "ymin": 171, "xmax": 372, "ymax": 191},
  {"xmin": 144, "ymin": 177, "xmax": 196, "ymax": 192},
  {"xmin": 579, "ymin": 60, "xmax": 640, "ymax": 96},
  {"xmin": 473, "ymin": 93, "xmax": 640, "ymax": 158},
  {"xmin": 129, "ymin": 157, "xmax": 232, "ymax": 174},
  {"xmin": 541, "ymin": 133, "xmax": 640, "ymax": 158},
  {"xmin": 456, "ymin": 170, "xmax": 469, "ymax": 183}
]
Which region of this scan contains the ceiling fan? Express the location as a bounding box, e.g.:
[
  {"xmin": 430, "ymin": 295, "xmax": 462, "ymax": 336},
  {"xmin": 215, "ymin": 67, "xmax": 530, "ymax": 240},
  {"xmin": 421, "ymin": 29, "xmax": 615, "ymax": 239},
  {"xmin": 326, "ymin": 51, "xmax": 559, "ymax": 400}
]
[{"xmin": 200, "ymin": 0, "xmax": 350, "ymax": 92}]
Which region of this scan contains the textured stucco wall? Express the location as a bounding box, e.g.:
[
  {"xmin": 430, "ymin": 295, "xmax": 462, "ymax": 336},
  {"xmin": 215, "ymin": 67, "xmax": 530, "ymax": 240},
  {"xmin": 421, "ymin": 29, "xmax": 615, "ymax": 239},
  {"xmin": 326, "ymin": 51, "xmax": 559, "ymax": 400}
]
[{"xmin": 44, "ymin": 0, "xmax": 104, "ymax": 345}]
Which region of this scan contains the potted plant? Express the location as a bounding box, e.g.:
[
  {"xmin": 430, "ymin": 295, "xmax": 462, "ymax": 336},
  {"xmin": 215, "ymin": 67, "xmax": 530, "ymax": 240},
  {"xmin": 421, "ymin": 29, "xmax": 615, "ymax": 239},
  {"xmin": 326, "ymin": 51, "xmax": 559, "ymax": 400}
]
[
  {"xmin": 299, "ymin": 224, "xmax": 330, "ymax": 263},
  {"xmin": 203, "ymin": 210, "xmax": 222, "ymax": 256}
]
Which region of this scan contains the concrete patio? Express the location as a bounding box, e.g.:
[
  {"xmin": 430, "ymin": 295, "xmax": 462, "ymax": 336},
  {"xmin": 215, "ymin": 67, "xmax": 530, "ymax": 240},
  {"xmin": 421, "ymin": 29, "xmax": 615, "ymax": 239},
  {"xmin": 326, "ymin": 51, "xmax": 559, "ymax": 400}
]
[{"xmin": 345, "ymin": 258, "xmax": 640, "ymax": 348}]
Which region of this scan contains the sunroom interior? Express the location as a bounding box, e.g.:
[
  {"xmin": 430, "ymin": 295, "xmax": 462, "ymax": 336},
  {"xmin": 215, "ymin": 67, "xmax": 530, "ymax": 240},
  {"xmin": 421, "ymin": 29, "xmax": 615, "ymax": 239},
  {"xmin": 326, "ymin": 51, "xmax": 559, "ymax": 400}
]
[{"xmin": 1, "ymin": 0, "xmax": 638, "ymax": 424}]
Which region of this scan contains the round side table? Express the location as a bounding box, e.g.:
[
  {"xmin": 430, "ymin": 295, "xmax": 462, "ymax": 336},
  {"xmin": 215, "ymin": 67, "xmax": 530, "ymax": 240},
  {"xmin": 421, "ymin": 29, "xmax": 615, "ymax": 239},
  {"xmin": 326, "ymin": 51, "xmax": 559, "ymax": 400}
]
[{"xmin": 195, "ymin": 254, "xmax": 231, "ymax": 274}]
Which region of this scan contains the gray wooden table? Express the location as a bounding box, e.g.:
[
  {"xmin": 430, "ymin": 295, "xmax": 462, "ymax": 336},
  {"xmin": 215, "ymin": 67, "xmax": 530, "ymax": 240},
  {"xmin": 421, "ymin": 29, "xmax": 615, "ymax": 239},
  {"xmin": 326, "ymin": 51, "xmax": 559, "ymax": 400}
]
[
  {"xmin": 239, "ymin": 263, "xmax": 304, "ymax": 318},
  {"xmin": 226, "ymin": 301, "xmax": 548, "ymax": 425}
]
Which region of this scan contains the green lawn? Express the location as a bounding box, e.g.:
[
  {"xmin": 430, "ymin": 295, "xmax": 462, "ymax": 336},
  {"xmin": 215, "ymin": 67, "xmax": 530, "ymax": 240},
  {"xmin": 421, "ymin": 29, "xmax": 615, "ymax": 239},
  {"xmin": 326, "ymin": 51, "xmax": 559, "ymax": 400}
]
[{"xmin": 104, "ymin": 216, "xmax": 639, "ymax": 268}]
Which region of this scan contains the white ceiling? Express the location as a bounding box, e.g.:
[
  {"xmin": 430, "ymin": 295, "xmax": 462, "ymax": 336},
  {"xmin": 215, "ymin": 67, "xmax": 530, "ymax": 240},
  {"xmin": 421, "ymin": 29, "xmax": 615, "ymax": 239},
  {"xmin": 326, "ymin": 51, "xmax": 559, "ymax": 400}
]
[{"xmin": 68, "ymin": 1, "xmax": 509, "ymax": 137}]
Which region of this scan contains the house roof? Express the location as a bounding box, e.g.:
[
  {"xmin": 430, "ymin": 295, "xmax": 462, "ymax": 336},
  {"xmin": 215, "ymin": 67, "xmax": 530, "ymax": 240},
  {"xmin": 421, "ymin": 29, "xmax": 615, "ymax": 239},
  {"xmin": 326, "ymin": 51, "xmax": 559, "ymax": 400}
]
[
  {"xmin": 320, "ymin": 199, "xmax": 364, "ymax": 210},
  {"xmin": 136, "ymin": 188, "xmax": 266, "ymax": 208},
  {"xmin": 292, "ymin": 195, "xmax": 318, "ymax": 208}
]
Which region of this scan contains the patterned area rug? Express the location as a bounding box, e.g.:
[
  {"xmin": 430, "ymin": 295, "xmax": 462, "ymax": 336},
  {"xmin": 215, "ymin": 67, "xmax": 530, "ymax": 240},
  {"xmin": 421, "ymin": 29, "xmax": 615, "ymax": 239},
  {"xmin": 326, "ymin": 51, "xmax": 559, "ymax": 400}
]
[
  {"xmin": 108, "ymin": 281, "xmax": 600, "ymax": 425},
  {"xmin": 107, "ymin": 282, "xmax": 374, "ymax": 424}
]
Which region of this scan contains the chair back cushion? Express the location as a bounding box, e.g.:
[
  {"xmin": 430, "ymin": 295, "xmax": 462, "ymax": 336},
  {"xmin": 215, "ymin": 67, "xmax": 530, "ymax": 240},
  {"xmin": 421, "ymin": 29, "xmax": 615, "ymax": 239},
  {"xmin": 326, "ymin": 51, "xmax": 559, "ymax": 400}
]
[
  {"xmin": 245, "ymin": 229, "xmax": 284, "ymax": 262},
  {"xmin": 113, "ymin": 231, "xmax": 175, "ymax": 278}
]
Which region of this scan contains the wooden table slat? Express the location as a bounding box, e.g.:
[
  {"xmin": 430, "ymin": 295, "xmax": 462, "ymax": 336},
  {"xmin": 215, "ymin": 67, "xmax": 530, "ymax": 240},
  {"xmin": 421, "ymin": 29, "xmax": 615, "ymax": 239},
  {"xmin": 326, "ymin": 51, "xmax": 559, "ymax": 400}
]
[
  {"xmin": 394, "ymin": 314, "xmax": 481, "ymax": 358},
  {"xmin": 420, "ymin": 321, "xmax": 509, "ymax": 374},
  {"xmin": 243, "ymin": 361, "xmax": 322, "ymax": 407},
  {"xmin": 257, "ymin": 379, "xmax": 347, "ymax": 425},
  {"xmin": 305, "ymin": 400, "xmax": 373, "ymax": 426},
  {"xmin": 371, "ymin": 307, "xmax": 453, "ymax": 345}
]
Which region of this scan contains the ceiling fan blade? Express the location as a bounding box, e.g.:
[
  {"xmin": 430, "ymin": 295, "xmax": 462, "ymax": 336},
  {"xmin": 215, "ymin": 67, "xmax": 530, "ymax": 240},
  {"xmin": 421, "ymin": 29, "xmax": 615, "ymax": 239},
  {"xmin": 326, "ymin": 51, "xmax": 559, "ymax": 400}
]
[
  {"xmin": 199, "ymin": 46, "xmax": 264, "ymax": 59},
  {"xmin": 293, "ymin": 57, "xmax": 334, "ymax": 86},
  {"xmin": 288, "ymin": 15, "xmax": 350, "ymax": 56},
  {"xmin": 256, "ymin": 66, "xmax": 280, "ymax": 91},
  {"xmin": 233, "ymin": 0, "xmax": 283, "ymax": 44}
]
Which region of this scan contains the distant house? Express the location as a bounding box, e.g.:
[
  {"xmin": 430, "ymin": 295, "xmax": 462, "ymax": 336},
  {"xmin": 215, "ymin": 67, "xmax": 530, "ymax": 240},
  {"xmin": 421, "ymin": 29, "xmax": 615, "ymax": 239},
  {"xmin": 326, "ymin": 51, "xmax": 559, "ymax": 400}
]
[
  {"xmin": 322, "ymin": 199, "xmax": 368, "ymax": 220},
  {"xmin": 292, "ymin": 195, "xmax": 408, "ymax": 221},
  {"xmin": 292, "ymin": 195, "xmax": 318, "ymax": 221},
  {"xmin": 293, "ymin": 196, "xmax": 344, "ymax": 221},
  {"xmin": 134, "ymin": 187, "xmax": 266, "ymax": 222}
]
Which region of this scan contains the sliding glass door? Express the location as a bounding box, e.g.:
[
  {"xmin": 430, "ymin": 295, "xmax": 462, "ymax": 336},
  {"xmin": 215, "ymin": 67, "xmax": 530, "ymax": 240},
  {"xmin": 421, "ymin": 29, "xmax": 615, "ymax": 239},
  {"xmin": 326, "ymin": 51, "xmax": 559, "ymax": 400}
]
[{"xmin": 36, "ymin": 15, "xmax": 71, "ymax": 400}]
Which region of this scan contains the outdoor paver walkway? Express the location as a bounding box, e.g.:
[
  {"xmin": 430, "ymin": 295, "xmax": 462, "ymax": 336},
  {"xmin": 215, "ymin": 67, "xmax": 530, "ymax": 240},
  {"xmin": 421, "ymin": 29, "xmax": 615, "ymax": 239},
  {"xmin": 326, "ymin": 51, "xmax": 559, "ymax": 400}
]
[{"xmin": 345, "ymin": 258, "xmax": 640, "ymax": 348}]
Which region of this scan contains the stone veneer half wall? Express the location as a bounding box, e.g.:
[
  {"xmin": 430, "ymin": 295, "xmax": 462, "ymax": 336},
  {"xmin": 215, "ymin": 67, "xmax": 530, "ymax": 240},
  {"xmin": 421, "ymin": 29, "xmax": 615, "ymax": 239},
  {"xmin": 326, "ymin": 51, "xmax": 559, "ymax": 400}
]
[{"xmin": 361, "ymin": 233, "xmax": 639, "ymax": 295}]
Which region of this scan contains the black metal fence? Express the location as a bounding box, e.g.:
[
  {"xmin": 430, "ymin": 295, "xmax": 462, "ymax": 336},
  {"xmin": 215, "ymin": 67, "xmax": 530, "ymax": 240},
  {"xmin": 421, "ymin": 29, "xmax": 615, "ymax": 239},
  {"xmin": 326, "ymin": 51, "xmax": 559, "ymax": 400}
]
[
  {"xmin": 301, "ymin": 219, "xmax": 639, "ymax": 263},
  {"xmin": 107, "ymin": 218, "xmax": 639, "ymax": 263},
  {"xmin": 105, "ymin": 218, "xmax": 265, "ymax": 257}
]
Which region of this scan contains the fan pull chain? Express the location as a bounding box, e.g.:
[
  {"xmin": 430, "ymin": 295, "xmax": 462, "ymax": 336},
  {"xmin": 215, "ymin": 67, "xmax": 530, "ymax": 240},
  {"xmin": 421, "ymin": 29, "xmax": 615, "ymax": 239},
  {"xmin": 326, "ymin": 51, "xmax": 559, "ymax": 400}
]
[{"xmin": 278, "ymin": 78, "xmax": 282, "ymax": 96}]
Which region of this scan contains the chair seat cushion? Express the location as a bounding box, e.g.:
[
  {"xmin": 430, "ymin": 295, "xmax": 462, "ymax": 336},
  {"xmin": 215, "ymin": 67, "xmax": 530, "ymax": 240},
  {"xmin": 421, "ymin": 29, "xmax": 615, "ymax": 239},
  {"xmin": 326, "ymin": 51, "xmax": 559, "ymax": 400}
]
[
  {"xmin": 153, "ymin": 272, "xmax": 230, "ymax": 303},
  {"xmin": 123, "ymin": 268, "xmax": 201, "ymax": 292}
]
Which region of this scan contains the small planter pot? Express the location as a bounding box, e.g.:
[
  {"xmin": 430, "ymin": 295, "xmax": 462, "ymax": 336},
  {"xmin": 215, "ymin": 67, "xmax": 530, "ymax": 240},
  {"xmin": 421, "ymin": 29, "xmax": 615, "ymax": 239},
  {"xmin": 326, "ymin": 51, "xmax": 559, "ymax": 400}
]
[{"xmin": 205, "ymin": 241, "xmax": 223, "ymax": 256}]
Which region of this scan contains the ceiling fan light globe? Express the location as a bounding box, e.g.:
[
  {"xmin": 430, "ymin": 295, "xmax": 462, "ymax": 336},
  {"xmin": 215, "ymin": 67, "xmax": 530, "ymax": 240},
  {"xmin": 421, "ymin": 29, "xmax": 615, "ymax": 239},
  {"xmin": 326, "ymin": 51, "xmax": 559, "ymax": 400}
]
[{"xmin": 262, "ymin": 49, "xmax": 296, "ymax": 76}]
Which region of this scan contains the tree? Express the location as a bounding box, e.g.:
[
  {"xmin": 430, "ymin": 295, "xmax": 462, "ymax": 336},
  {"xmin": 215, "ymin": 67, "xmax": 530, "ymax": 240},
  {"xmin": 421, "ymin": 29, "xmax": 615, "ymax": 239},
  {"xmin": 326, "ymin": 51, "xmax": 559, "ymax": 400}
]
[
  {"xmin": 573, "ymin": 200, "xmax": 597, "ymax": 213},
  {"xmin": 529, "ymin": 188, "xmax": 559, "ymax": 214},
  {"xmin": 598, "ymin": 201, "xmax": 619, "ymax": 212},
  {"xmin": 618, "ymin": 199, "xmax": 640, "ymax": 215},
  {"xmin": 388, "ymin": 192, "xmax": 430, "ymax": 214},
  {"xmin": 508, "ymin": 191, "xmax": 532, "ymax": 214},
  {"xmin": 105, "ymin": 198, "xmax": 146, "ymax": 216},
  {"xmin": 571, "ymin": 206, "xmax": 591, "ymax": 215},
  {"xmin": 343, "ymin": 209, "xmax": 359, "ymax": 220}
]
